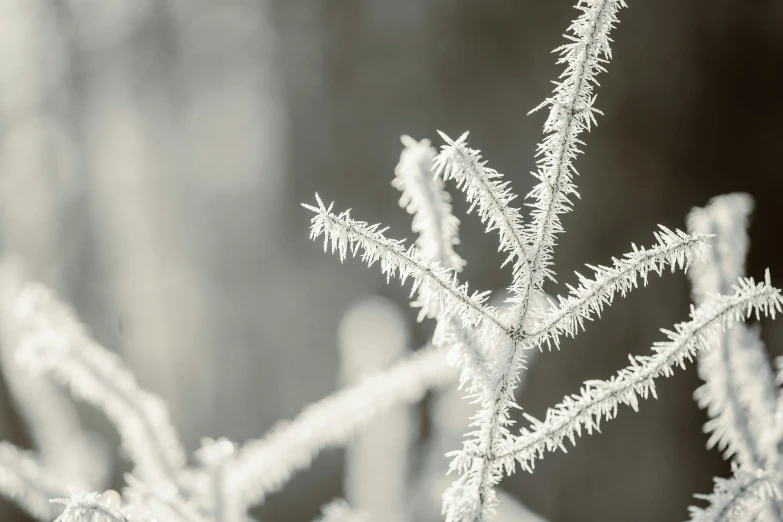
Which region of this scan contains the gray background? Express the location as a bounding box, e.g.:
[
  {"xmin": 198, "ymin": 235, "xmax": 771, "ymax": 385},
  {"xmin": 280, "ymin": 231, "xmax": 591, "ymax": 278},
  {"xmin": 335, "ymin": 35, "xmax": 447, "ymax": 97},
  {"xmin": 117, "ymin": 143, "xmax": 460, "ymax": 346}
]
[{"xmin": 1, "ymin": 0, "xmax": 782, "ymax": 521}]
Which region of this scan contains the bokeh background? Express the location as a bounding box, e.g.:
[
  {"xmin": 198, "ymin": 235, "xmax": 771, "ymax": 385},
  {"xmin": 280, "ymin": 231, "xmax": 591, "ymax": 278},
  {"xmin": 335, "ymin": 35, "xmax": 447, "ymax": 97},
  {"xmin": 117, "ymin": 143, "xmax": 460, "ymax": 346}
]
[{"xmin": 1, "ymin": 0, "xmax": 782, "ymax": 521}]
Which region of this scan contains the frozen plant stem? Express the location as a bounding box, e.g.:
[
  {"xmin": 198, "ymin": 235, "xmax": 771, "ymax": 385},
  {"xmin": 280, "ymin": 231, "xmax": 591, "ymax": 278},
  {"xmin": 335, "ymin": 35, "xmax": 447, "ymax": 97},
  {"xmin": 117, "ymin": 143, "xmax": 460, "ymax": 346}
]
[{"xmin": 13, "ymin": 284, "xmax": 187, "ymax": 486}]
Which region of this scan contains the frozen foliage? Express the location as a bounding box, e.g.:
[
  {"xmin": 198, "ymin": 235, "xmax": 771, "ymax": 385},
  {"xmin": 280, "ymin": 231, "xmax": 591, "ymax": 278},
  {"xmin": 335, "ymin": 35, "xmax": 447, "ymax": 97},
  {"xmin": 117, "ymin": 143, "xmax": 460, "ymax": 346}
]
[
  {"xmin": 1, "ymin": 1, "xmax": 783, "ymax": 522},
  {"xmin": 0, "ymin": 275, "xmax": 457, "ymax": 521},
  {"xmin": 301, "ymin": 1, "xmax": 783, "ymax": 521}
]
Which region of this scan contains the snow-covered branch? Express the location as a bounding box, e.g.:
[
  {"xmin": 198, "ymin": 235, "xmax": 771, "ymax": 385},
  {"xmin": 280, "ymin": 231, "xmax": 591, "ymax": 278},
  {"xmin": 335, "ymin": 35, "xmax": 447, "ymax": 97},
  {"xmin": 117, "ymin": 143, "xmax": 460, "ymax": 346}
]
[
  {"xmin": 303, "ymin": 194, "xmax": 503, "ymax": 330},
  {"xmin": 124, "ymin": 474, "xmax": 210, "ymax": 522},
  {"xmin": 392, "ymin": 136, "xmax": 493, "ymax": 394},
  {"xmin": 13, "ymin": 284, "xmax": 187, "ymax": 485},
  {"xmin": 441, "ymin": 226, "xmax": 706, "ymax": 522},
  {"xmin": 0, "ymin": 442, "xmax": 69, "ymax": 521},
  {"xmin": 394, "ymin": 135, "xmax": 464, "ymax": 273},
  {"xmin": 434, "ymin": 131, "xmax": 531, "ymax": 313},
  {"xmin": 687, "ymin": 468, "xmax": 782, "ymax": 522},
  {"xmin": 195, "ymin": 438, "xmax": 242, "ymax": 522},
  {"xmin": 53, "ymin": 491, "xmax": 140, "ymax": 522},
  {"xmin": 0, "ymin": 258, "xmax": 107, "ymax": 491},
  {"xmin": 687, "ymin": 193, "xmax": 779, "ymax": 468},
  {"xmin": 694, "ymin": 324, "xmax": 778, "ymax": 467},
  {"xmin": 524, "ymin": 226, "xmax": 708, "ymax": 350},
  {"xmin": 524, "ymin": 0, "xmax": 627, "ymax": 309},
  {"xmin": 494, "ymin": 273, "xmax": 781, "ymax": 472},
  {"xmin": 229, "ymin": 344, "xmax": 454, "ymax": 507}
]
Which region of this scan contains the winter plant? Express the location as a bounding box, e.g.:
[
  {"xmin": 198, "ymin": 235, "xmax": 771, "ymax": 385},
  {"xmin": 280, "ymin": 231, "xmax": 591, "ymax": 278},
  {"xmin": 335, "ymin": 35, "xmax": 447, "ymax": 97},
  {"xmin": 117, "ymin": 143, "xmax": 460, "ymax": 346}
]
[
  {"xmin": 302, "ymin": 0, "xmax": 783, "ymax": 520},
  {"xmin": 0, "ymin": 1, "xmax": 782, "ymax": 521}
]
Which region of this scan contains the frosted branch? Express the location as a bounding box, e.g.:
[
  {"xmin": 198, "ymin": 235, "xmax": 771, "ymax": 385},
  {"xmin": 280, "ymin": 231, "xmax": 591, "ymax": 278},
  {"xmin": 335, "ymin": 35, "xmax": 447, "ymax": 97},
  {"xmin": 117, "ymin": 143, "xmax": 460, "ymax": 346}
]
[
  {"xmin": 524, "ymin": 226, "xmax": 709, "ymax": 350},
  {"xmin": 394, "ymin": 135, "xmax": 465, "ymax": 273},
  {"xmin": 195, "ymin": 438, "xmax": 242, "ymax": 522},
  {"xmin": 442, "ymin": 227, "xmax": 705, "ymax": 521},
  {"xmin": 688, "ymin": 468, "xmax": 782, "ymax": 522},
  {"xmin": 124, "ymin": 474, "xmax": 210, "ymax": 522},
  {"xmin": 0, "ymin": 258, "xmax": 108, "ymax": 490},
  {"xmin": 392, "ymin": 137, "xmax": 492, "ymax": 393},
  {"xmin": 14, "ymin": 283, "xmax": 187, "ymax": 485},
  {"xmin": 230, "ymin": 344, "xmax": 454, "ymax": 507},
  {"xmin": 434, "ymin": 131, "xmax": 531, "ymax": 313},
  {"xmin": 303, "ymin": 194, "xmax": 505, "ymax": 331},
  {"xmin": 687, "ymin": 194, "xmax": 779, "ymax": 468},
  {"xmin": 53, "ymin": 491, "xmax": 144, "ymax": 522},
  {"xmin": 485, "ymin": 274, "xmax": 780, "ymax": 473},
  {"xmin": 524, "ymin": 0, "xmax": 627, "ymax": 309},
  {"xmin": 0, "ymin": 442, "xmax": 69, "ymax": 521}
]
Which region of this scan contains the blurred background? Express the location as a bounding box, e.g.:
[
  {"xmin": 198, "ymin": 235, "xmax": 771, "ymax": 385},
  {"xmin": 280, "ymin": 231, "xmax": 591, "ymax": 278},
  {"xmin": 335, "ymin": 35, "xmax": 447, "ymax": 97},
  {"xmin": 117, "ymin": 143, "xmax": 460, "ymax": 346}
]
[{"xmin": 0, "ymin": 0, "xmax": 782, "ymax": 520}]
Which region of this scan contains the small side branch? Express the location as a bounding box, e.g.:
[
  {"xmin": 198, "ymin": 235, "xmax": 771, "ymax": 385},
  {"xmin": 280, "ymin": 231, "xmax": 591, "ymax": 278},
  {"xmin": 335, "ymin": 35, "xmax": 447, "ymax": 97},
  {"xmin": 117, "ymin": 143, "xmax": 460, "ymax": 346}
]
[
  {"xmin": 53, "ymin": 492, "xmax": 141, "ymax": 522},
  {"xmin": 524, "ymin": 226, "xmax": 708, "ymax": 350},
  {"xmin": 494, "ymin": 274, "xmax": 781, "ymax": 471},
  {"xmin": 0, "ymin": 442, "xmax": 69, "ymax": 521},
  {"xmin": 303, "ymin": 195, "xmax": 505, "ymax": 332},
  {"xmin": 394, "ymin": 135, "xmax": 465, "ymax": 273},
  {"xmin": 523, "ymin": 0, "xmax": 627, "ymax": 318},
  {"xmin": 687, "ymin": 468, "xmax": 781, "ymax": 522},
  {"xmin": 434, "ymin": 132, "xmax": 532, "ymax": 314},
  {"xmin": 14, "ymin": 283, "xmax": 187, "ymax": 485}
]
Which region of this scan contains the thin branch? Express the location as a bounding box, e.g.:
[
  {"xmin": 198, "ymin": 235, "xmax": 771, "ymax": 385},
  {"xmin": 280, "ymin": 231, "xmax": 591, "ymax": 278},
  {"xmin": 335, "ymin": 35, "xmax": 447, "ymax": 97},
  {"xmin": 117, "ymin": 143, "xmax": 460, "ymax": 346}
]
[
  {"xmin": 494, "ymin": 274, "xmax": 781, "ymax": 471},
  {"xmin": 0, "ymin": 442, "xmax": 69, "ymax": 521},
  {"xmin": 524, "ymin": 226, "xmax": 708, "ymax": 350},
  {"xmin": 14, "ymin": 283, "xmax": 187, "ymax": 485},
  {"xmin": 688, "ymin": 468, "xmax": 781, "ymax": 522},
  {"xmin": 522, "ymin": 0, "xmax": 627, "ymax": 322},
  {"xmin": 303, "ymin": 194, "xmax": 505, "ymax": 332},
  {"xmin": 434, "ymin": 131, "xmax": 532, "ymax": 314}
]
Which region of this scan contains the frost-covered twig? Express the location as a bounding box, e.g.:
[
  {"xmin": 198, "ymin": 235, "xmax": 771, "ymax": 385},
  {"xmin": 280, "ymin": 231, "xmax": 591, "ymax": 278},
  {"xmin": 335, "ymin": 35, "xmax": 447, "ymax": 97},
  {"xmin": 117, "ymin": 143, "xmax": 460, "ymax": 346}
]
[
  {"xmin": 694, "ymin": 326, "xmax": 779, "ymax": 466},
  {"xmin": 687, "ymin": 194, "xmax": 779, "ymax": 467},
  {"xmin": 687, "ymin": 468, "xmax": 782, "ymax": 522},
  {"xmin": 686, "ymin": 193, "xmax": 782, "ymax": 518},
  {"xmin": 13, "ymin": 283, "xmax": 187, "ymax": 485},
  {"xmin": 392, "ymin": 136, "xmax": 492, "ymax": 393},
  {"xmin": 437, "ymin": 4, "xmax": 629, "ymax": 519},
  {"xmin": 442, "ymin": 226, "xmax": 706, "ymax": 522},
  {"xmin": 418, "ymin": 353, "xmax": 547, "ymax": 522},
  {"xmin": 434, "ymin": 132, "xmax": 531, "ymax": 313},
  {"xmin": 496, "ymin": 273, "xmax": 781, "ymax": 472},
  {"xmin": 0, "ymin": 442, "xmax": 69, "ymax": 521},
  {"xmin": 230, "ymin": 344, "xmax": 454, "ymax": 507},
  {"xmin": 525, "ymin": 226, "xmax": 708, "ymax": 350},
  {"xmin": 394, "ymin": 135, "xmax": 465, "ymax": 273},
  {"xmin": 523, "ymin": 0, "xmax": 627, "ymax": 310},
  {"xmin": 123, "ymin": 474, "xmax": 210, "ymax": 522},
  {"xmin": 0, "ymin": 258, "xmax": 108, "ymax": 490},
  {"xmin": 195, "ymin": 439, "xmax": 241, "ymax": 522},
  {"xmin": 303, "ymin": 194, "xmax": 502, "ymax": 330},
  {"xmin": 53, "ymin": 491, "xmax": 141, "ymax": 522}
]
